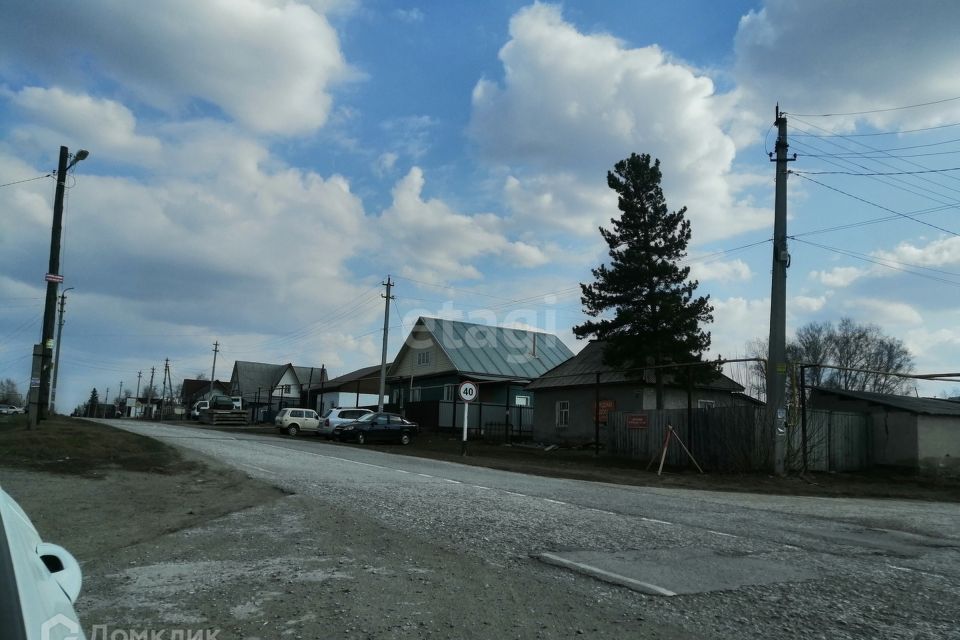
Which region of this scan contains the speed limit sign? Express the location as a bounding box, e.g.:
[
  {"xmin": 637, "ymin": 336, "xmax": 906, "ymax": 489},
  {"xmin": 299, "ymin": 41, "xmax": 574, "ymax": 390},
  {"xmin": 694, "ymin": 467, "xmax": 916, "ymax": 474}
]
[{"xmin": 458, "ymin": 381, "xmax": 478, "ymax": 403}]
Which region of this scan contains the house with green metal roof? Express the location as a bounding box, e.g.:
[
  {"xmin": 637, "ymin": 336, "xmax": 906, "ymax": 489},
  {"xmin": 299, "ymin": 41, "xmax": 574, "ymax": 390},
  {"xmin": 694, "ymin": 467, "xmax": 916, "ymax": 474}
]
[{"xmin": 387, "ymin": 316, "xmax": 574, "ymax": 432}]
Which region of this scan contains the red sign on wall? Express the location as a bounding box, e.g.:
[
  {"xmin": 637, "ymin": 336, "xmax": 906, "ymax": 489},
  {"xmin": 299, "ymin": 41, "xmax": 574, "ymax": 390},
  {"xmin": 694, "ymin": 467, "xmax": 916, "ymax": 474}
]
[
  {"xmin": 626, "ymin": 413, "xmax": 649, "ymax": 430},
  {"xmin": 593, "ymin": 399, "xmax": 616, "ymax": 423}
]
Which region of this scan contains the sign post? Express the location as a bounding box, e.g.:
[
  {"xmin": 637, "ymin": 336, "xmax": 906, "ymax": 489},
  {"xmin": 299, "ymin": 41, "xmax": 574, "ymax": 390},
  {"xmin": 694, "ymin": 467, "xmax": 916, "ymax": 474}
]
[{"xmin": 458, "ymin": 381, "xmax": 478, "ymax": 456}]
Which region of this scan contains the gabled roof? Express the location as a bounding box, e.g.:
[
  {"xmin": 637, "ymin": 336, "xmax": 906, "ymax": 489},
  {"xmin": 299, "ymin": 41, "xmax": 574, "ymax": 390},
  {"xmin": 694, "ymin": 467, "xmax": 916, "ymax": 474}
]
[
  {"xmin": 810, "ymin": 387, "xmax": 960, "ymax": 417},
  {"xmin": 181, "ymin": 378, "xmax": 230, "ymax": 402},
  {"xmin": 231, "ymin": 360, "xmax": 324, "ymax": 395},
  {"xmin": 390, "ymin": 317, "xmax": 574, "ymax": 381},
  {"xmin": 525, "ymin": 340, "xmax": 744, "ymax": 392},
  {"xmin": 316, "ymin": 363, "xmax": 390, "ymax": 394},
  {"xmin": 293, "ymin": 366, "xmax": 328, "ymax": 386}
]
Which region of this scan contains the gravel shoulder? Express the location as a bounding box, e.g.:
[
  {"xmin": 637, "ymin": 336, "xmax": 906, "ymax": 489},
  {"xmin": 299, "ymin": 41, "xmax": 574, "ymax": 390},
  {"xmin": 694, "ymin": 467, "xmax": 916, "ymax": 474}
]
[{"xmin": 1, "ymin": 439, "xmax": 693, "ymax": 639}]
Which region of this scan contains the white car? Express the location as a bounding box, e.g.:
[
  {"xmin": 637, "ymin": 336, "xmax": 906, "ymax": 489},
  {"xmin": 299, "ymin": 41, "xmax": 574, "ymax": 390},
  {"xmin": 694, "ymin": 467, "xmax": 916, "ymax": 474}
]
[
  {"xmin": 319, "ymin": 408, "xmax": 373, "ymax": 438},
  {"xmin": 0, "ymin": 484, "xmax": 85, "ymax": 639},
  {"xmin": 0, "ymin": 405, "xmax": 25, "ymax": 415},
  {"xmin": 274, "ymin": 408, "xmax": 321, "ymax": 436}
]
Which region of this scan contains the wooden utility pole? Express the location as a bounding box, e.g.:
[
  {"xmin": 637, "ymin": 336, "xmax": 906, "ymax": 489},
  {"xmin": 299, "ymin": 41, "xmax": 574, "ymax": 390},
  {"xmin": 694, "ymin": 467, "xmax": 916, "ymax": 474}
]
[{"xmin": 208, "ymin": 341, "xmax": 220, "ymax": 401}]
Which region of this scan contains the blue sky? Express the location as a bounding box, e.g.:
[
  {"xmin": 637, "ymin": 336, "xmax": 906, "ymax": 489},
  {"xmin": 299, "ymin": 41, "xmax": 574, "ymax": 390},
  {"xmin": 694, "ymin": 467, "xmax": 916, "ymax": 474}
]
[{"xmin": 3, "ymin": 0, "xmax": 960, "ymax": 411}]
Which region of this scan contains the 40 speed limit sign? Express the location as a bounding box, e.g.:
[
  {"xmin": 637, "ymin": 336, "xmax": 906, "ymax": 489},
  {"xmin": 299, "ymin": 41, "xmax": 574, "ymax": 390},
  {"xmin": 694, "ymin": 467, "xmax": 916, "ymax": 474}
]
[{"xmin": 458, "ymin": 381, "xmax": 478, "ymax": 403}]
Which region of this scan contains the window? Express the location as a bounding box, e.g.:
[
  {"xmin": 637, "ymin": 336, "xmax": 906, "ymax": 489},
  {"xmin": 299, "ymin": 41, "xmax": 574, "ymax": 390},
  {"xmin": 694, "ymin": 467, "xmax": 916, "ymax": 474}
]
[
  {"xmin": 443, "ymin": 384, "xmax": 456, "ymax": 401},
  {"xmin": 410, "ymin": 387, "xmax": 421, "ymax": 402},
  {"xmin": 698, "ymin": 399, "xmax": 716, "ymax": 409},
  {"xmin": 514, "ymin": 395, "xmax": 529, "ymax": 407},
  {"xmin": 417, "ymin": 351, "xmax": 431, "ymax": 366},
  {"xmin": 556, "ymin": 400, "xmax": 569, "ymax": 429},
  {"xmin": 291, "ymin": 410, "xmax": 304, "ymax": 418}
]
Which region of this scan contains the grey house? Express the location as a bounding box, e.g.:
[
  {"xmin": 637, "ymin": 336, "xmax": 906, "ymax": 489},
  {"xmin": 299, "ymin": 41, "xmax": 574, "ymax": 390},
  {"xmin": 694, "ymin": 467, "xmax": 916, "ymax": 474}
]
[
  {"xmin": 387, "ymin": 316, "xmax": 574, "ymax": 431},
  {"xmin": 809, "ymin": 388, "xmax": 960, "ymax": 473},
  {"xmin": 229, "ymin": 360, "xmax": 327, "ymax": 420},
  {"xmin": 526, "ymin": 341, "xmax": 746, "ymax": 444}
]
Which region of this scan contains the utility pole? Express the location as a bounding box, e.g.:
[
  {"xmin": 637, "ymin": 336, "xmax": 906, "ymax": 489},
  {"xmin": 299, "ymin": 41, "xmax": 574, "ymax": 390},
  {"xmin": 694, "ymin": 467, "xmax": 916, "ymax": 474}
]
[
  {"xmin": 50, "ymin": 287, "xmax": 74, "ymax": 414},
  {"xmin": 117, "ymin": 380, "xmax": 123, "ymax": 416},
  {"xmin": 159, "ymin": 358, "xmax": 169, "ymax": 421},
  {"xmin": 767, "ymin": 105, "xmax": 795, "ymax": 475},
  {"xmin": 34, "ymin": 146, "xmax": 88, "ymax": 425},
  {"xmin": 377, "ymin": 276, "xmax": 394, "ymax": 412},
  {"xmin": 145, "ymin": 367, "xmax": 155, "ymax": 420},
  {"xmin": 135, "ymin": 371, "xmax": 142, "ymax": 418},
  {"xmin": 208, "ymin": 341, "xmax": 219, "ymax": 400}
]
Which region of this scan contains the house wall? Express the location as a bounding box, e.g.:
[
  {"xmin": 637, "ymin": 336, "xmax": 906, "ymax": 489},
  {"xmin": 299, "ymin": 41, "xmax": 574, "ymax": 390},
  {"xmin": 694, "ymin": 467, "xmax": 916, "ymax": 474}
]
[
  {"xmin": 917, "ymin": 415, "xmax": 960, "ymax": 474},
  {"xmin": 531, "ymin": 384, "xmax": 741, "ymax": 443},
  {"xmin": 868, "ymin": 410, "xmax": 918, "ymax": 467},
  {"xmin": 391, "ymin": 325, "xmax": 457, "ymax": 378},
  {"xmin": 317, "ymin": 391, "xmax": 379, "ymax": 414}
]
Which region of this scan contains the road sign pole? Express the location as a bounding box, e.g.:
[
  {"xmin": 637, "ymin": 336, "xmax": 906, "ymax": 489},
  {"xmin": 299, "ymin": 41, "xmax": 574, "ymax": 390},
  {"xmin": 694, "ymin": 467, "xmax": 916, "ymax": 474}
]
[
  {"xmin": 458, "ymin": 380, "xmax": 478, "ymax": 457},
  {"xmin": 461, "ymin": 402, "xmax": 468, "ymax": 456}
]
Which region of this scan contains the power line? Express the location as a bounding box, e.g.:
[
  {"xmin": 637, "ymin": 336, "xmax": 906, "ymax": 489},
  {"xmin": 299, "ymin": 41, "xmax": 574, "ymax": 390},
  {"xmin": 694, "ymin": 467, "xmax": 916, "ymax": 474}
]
[
  {"xmin": 792, "ymin": 121, "xmax": 960, "ymax": 138},
  {"xmin": 792, "ymin": 172, "xmax": 958, "ymax": 237},
  {"xmin": 794, "ymin": 167, "xmax": 960, "ymax": 177},
  {"xmin": 791, "ymin": 202, "xmax": 958, "ymax": 238},
  {"xmin": 793, "ymin": 238, "xmax": 960, "ymax": 287},
  {"xmin": 0, "ymin": 174, "xmax": 52, "ymax": 188},
  {"xmin": 786, "ymin": 95, "xmax": 960, "ymax": 117}
]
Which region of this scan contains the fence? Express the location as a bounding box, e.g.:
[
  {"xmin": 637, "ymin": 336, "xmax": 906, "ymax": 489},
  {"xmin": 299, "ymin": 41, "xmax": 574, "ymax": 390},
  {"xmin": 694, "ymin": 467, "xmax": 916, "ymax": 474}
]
[
  {"xmin": 405, "ymin": 400, "xmax": 534, "ymax": 441},
  {"xmin": 788, "ymin": 409, "xmax": 870, "ymax": 472},
  {"xmin": 608, "ymin": 406, "xmax": 771, "ymax": 472}
]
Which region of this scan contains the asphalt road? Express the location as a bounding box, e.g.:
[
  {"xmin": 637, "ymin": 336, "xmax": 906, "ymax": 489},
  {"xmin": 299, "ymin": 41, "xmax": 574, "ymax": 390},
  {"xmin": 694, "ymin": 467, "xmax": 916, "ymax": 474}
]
[{"xmin": 103, "ymin": 419, "xmax": 960, "ymax": 639}]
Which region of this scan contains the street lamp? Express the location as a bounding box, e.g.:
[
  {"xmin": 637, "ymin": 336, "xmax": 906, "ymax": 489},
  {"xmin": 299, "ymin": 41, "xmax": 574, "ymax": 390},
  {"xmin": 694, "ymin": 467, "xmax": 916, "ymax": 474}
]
[
  {"xmin": 50, "ymin": 287, "xmax": 75, "ymax": 414},
  {"xmin": 30, "ymin": 146, "xmax": 89, "ymax": 427}
]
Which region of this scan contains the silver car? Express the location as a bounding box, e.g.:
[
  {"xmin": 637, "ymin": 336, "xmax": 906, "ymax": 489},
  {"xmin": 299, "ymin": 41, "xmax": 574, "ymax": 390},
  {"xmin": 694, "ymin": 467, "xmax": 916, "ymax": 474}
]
[{"xmin": 319, "ymin": 408, "xmax": 373, "ymax": 438}]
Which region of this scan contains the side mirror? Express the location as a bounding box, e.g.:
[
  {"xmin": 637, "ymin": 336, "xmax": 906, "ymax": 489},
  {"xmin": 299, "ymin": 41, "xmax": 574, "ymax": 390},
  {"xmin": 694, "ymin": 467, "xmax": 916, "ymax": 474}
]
[{"xmin": 37, "ymin": 542, "xmax": 82, "ymax": 603}]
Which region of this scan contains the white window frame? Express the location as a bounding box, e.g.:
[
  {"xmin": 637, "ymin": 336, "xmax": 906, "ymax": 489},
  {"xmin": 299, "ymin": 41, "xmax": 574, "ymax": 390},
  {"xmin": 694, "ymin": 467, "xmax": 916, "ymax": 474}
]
[
  {"xmin": 514, "ymin": 395, "xmax": 529, "ymax": 407},
  {"xmin": 443, "ymin": 384, "xmax": 456, "ymax": 402},
  {"xmin": 410, "ymin": 387, "xmax": 422, "ymax": 402},
  {"xmin": 698, "ymin": 399, "xmax": 716, "ymax": 409},
  {"xmin": 417, "ymin": 351, "xmax": 431, "ymax": 366},
  {"xmin": 556, "ymin": 400, "xmax": 569, "ymax": 429}
]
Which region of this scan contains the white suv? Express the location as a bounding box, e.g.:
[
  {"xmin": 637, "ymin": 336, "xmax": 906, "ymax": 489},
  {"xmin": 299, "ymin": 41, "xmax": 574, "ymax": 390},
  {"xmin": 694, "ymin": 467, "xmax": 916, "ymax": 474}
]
[
  {"xmin": 319, "ymin": 408, "xmax": 373, "ymax": 438},
  {"xmin": 274, "ymin": 408, "xmax": 321, "ymax": 436}
]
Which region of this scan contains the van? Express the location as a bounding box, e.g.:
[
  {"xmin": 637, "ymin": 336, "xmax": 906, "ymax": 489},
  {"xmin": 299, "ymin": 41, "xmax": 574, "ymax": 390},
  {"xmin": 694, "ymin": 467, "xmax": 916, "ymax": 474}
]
[{"xmin": 190, "ymin": 400, "xmax": 209, "ymax": 420}]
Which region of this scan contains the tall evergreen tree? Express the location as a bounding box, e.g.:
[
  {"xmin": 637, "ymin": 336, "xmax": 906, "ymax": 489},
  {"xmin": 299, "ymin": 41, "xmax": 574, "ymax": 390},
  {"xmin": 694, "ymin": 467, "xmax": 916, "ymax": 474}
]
[
  {"xmin": 574, "ymin": 153, "xmax": 714, "ymax": 407},
  {"xmin": 87, "ymin": 387, "xmax": 99, "ymax": 417}
]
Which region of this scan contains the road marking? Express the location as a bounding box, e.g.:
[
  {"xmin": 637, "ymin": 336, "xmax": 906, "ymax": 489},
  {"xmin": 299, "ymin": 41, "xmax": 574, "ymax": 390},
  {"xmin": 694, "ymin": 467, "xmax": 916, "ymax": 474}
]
[
  {"xmin": 640, "ymin": 517, "xmax": 673, "ymax": 525},
  {"xmin": 395, "ymin": 469, "xmax": 410, "ymax": 474},
  {"xmin": 502, "ymin": 491, "xmax": 526, "ymax": 497},
  {"xmin": 707, "ymin": 530, "xmax": 737, "ymax": 538},
  {"xmin": 543, "ymin": 498, "xmax": 567, "ymax": 505},
  {"xmin": 472, "ymin": 485, "xmax": 492, "ymax": 490},
  {"xmin": 417, "ymin": 473, "xmax": 434, "ymax": 478},
  {"xmin": 240, "ymin": 463, "xmax": 275, "ymax": 475},
  {"xmin": 538, "ymin": 553, "xmax": 676, "ymax": 597}
]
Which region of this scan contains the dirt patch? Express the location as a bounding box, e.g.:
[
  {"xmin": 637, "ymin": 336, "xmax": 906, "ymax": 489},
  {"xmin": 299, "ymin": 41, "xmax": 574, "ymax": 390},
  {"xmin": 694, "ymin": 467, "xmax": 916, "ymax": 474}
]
[{"xmin": 0, "ymin": 415, "xmax": 190, "ymax": 476}]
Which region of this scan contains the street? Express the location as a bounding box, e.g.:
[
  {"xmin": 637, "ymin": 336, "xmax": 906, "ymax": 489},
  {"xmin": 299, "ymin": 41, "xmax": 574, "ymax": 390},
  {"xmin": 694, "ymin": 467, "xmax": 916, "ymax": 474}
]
[{"xmin": 96, "ymin": 419, "xmax": 960, "ymax": 639}]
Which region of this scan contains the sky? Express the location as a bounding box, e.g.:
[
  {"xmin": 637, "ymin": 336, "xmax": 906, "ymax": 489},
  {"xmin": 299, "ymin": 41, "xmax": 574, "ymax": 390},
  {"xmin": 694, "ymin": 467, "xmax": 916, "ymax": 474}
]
[{"xmin": 3, "ymin": 0, "xmax": 960, "ymax": 411}]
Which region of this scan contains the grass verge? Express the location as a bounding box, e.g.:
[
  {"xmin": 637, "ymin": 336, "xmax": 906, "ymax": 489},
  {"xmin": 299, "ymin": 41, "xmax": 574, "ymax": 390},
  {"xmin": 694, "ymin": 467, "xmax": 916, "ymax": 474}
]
[{"xmin": 0, "ymin": 414, "xmax": 190, "ymax": 476}]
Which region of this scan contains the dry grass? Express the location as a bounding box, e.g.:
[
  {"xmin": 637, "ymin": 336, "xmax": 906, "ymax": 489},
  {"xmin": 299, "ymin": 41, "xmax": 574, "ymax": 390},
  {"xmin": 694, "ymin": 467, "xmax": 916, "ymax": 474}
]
[{"xmin": 0, "ymin": 414, "xmax": 190, "ymax": 476}]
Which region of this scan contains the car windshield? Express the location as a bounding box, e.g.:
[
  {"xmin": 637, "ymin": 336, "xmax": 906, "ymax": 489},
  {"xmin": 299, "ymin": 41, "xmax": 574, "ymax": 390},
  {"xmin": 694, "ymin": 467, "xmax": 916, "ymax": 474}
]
[{"xmin": 356, "ymin": 413, "xmax": 376, "ymax": 422}]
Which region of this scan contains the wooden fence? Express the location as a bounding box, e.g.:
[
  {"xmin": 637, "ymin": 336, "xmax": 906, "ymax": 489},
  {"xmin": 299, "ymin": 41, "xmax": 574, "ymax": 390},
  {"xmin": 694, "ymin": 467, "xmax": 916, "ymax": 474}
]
[
  {"xmin": 608, "ymin": 406, "xmax": 771, "ymax": 472},
  {"xmin": 788, "ymin": 409, "xmax": 870, "ymax": 472}
]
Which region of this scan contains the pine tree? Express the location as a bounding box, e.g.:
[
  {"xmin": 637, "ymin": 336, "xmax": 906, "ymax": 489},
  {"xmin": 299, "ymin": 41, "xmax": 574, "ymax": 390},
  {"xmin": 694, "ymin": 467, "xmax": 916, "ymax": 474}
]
[
  {"xmin": 87, "ymin": 387, "xmax": 100, "ymax": 417},
  {"xmin": 574, "ymin": 153, "xmax": 714, "ymax": 407}
]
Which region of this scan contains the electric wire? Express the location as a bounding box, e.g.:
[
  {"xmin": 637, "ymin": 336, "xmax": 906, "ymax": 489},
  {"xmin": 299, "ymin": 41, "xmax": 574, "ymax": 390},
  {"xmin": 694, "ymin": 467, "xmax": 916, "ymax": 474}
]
[
  {"xmin": 786, "ymin": 95, "xmax": 960, "ymax": 117},
  {"xmin": 0, "ymin": 174, "xmax": 52, "ymax": 188},
  {"xmin": 792, "ymin": 238, "xmax": 960, "ymax": 287}
]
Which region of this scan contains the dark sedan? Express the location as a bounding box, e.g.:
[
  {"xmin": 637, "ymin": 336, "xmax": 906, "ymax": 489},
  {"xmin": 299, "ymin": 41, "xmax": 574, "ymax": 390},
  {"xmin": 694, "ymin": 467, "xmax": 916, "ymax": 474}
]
[{"xmin": 334, "ymin": 412, "xmax": 419, "ymax": 445}]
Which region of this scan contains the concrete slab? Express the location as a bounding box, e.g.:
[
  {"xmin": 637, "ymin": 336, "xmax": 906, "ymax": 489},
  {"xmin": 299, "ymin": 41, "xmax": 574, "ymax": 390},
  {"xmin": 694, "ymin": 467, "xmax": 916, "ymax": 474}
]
[{"xmin": 538, "ymin": 547, "xmax": 815, "ymax": 596}]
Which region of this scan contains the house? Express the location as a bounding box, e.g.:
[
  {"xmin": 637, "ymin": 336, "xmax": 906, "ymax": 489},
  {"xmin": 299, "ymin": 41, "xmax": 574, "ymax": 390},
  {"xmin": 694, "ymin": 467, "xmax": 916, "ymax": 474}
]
[
  {"xmin": 525, "ymin": 341, "xmax": 747, "ymax": 444},
  {"xmin": 809, "ymin": 387, "xmax": 960, "ymax": 474},
  {"xmin": 180, "ymin": 378, "xmax": 231, "ymax": 407},
  {"xmin": 308, "ymin": 364, "xmax": 387, "ymax": 415},
  {"xmin": 387, "ymin": 316, "xmax": 574, "ymax": 432},
  {"xmin": 229, "ymin": 361, "xmax": 328, "ymax": 421}
]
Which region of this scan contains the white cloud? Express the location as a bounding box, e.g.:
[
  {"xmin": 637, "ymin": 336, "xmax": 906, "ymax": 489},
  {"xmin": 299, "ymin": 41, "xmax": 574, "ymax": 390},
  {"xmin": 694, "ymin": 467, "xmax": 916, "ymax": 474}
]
[
  {"xmin": 792, "ymin": 295, "xmax": 827, "ymax": 313},
  {"xmin": 377, "ymin": 167, "xmax": 549, "ymax": 281},
  {"xmin": 9, "ymin": 87, "xmax": 162, "ymax": 162},
  {"xmin": 470, "ymin": 3, "xmax": 768, "ymax": 242},
  {"xmin": 0, "ymin": 0, "xmax": 353, "ymax": 136},
  {"xmin": 845, "ymin": 299, "xmax": 923, "ymax": 327},
  {"xmin": 689, "ymin": 259, "xmax": 752, "ymax": 284},
  {"xmin": 874, "ymin": 236, "xmax": 960, "ymax": 269},
  {"xmin": 810, "ymin": 266, "xmax": 869, "ymax": 288},
  {"xmin": 394, "ymin": 8, "xmax": 425, "ymax": 23},
  {"xmin": 734, "ymin": 1, "xmax": 960, "ymax": 131},
  {"xmin": 374, "ymin": 152, "xmax": 399, "ymax": 177},
  {"xmin": 708, "ymin": 296, "xmax": 770, "ymax": 358}
]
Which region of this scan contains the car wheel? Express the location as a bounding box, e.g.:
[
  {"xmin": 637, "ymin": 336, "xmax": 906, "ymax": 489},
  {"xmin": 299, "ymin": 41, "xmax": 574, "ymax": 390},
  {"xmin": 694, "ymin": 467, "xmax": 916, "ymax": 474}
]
[
  {"xmin": 287, "ymin": 424, "xmax": 299, "ymax": 437},
  {"xmin": 357, "ymin": 433, "xmax": 365, "ymax": 445},
  {"xmin": 400, "ymin": 432, "xmax": 411, "ymax": 446}
]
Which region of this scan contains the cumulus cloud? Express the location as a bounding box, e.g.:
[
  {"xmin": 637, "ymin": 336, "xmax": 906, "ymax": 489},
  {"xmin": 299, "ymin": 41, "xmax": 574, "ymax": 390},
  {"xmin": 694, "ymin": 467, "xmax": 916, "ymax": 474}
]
[
  {"xmin": 0, "ymin": 0, "xmax": 352, "ymax": 135},
  {"xmin": 846, "ymin": 298, "xmax": 923, "ymax": 326},
  {"xmin": 874, "ymin": 236, "xmax": 960, "ymax": 268},
  {"xmin": 470, "ymin": 3, "xmax": 768, "ymax": 242},
  {"xmin": 377, "ymin": 167, "xmax": 549, "ymax": 281},
  {"xmin": 734, "ymin": 1, "xmax": 960, "ymax": 131},
  {"xmin": 689, "ymin": 259, "xmax": 752, "ymax": 284},
  {"xmin": 811, "ymin": 265, "xmax": 869, "ymax": 288}
]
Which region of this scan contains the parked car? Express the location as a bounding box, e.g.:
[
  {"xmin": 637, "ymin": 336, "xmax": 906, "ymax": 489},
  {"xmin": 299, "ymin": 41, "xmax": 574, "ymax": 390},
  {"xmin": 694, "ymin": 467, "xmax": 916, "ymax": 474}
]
[
  {"xmin": 190, "ymin": 400, "xmax": 208, "ymax": 420},
  {"xmin": 0, "ymin": 483, "xmax": 85, "ymax": 639},
  {"xmin": 274, "ymin": 408, "xmax": 321, "ymax": 436},
  {"xmin": 334, "ymin": 412, "xmax": 419, "ymax": 445},
  {"xmin": 319, "ymin": 407, "xmax": 373, "ymax": 438},
  {"xmin": 209, "ymin": 395, "xmax": 235, "ymax": 411},
  {"xmin": 0, "ymin": 405, "xmax": 24, "ymax": 415}
]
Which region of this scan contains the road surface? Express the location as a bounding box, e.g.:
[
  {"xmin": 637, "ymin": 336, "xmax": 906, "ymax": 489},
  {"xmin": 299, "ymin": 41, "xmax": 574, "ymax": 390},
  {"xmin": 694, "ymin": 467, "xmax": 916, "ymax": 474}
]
[{"xmin": 100, "ymin": 419, "xmax": 960, "ymax": 639}]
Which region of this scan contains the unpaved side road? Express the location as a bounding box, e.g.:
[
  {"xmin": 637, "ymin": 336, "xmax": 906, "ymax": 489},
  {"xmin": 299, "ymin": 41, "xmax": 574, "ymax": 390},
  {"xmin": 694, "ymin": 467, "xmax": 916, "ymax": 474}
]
[{"xmin": 1, "ymin": 448, "xmax": 691, "ymax": 640}]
